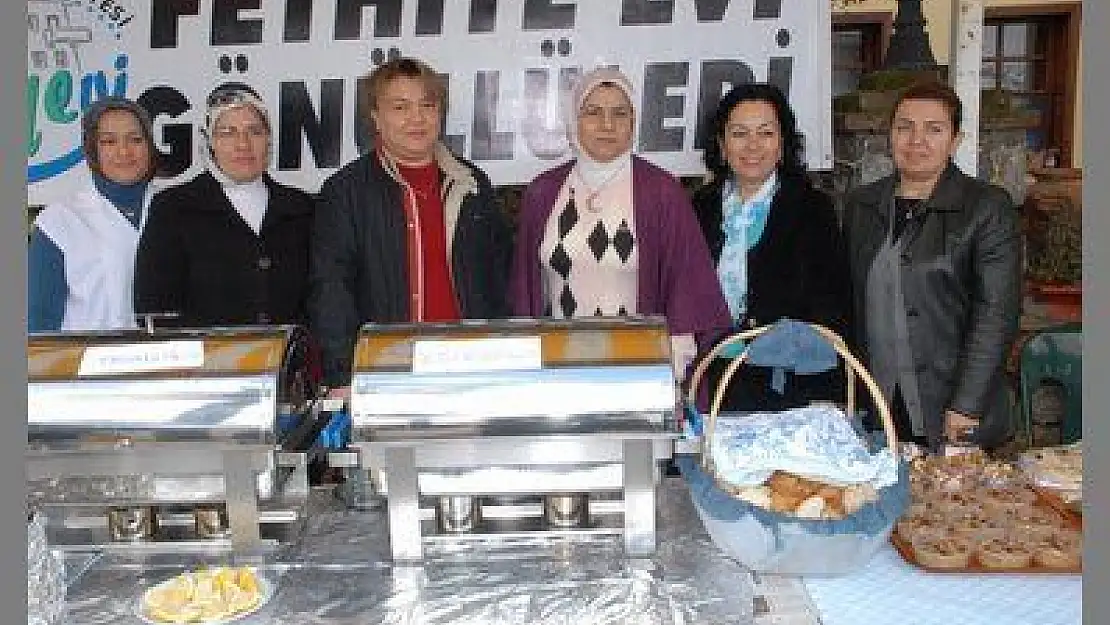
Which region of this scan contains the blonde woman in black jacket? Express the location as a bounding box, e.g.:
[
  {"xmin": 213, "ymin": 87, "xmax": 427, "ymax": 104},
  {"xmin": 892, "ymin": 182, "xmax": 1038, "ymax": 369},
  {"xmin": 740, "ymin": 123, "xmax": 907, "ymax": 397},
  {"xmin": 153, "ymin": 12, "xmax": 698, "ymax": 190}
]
[{"xmin": 308, "ymin": 58, "xmax": 512, "ymax": 398}]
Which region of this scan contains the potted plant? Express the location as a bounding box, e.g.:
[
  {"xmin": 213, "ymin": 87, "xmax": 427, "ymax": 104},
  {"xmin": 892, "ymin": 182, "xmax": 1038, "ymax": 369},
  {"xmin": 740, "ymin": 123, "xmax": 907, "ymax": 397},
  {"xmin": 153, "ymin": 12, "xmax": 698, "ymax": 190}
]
[{"xmin": 1025, "ymin": 200, "xmax": 1082, "ymax": 318}]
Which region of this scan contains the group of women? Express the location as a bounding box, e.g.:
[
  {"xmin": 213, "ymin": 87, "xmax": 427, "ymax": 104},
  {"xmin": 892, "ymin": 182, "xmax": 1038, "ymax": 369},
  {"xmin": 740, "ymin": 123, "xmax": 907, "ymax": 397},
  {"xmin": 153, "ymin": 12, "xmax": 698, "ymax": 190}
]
[{"xmin": 27, "ymin": 59, "xmax": 1020, "ymax": 452}]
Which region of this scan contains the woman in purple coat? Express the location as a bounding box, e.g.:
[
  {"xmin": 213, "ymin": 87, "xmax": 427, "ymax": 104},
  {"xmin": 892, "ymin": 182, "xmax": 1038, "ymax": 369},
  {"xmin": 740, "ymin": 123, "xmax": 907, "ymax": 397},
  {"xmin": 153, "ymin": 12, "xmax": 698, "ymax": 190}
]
[{"xmin": 508, "ymin": 68, "xmax": 730, "ymax": 382}]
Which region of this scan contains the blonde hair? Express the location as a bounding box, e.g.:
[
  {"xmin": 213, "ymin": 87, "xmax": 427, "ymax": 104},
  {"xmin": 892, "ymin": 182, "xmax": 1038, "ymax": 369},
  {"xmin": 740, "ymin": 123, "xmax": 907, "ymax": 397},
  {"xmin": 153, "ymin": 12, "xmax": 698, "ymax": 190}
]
[{"xmin": 359, "ymin": 57, "xmax": 446, "ymax": 118}]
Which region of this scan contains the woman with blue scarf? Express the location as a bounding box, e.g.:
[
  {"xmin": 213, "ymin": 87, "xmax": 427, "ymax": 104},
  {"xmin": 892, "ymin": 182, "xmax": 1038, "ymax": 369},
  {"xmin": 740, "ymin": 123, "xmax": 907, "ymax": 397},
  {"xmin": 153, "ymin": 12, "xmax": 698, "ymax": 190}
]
[
  {"xmin": 28, "ymin": 98, "xmax": 159, "ymax": 333},
  {"xmin": 692, "ymin": 83, "xmax": 853, "ymax": 412}
]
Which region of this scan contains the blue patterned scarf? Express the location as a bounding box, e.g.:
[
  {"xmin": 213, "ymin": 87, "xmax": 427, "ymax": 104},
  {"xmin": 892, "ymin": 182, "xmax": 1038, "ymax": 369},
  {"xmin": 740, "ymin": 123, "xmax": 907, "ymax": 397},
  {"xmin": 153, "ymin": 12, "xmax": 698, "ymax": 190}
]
[{"xmin": 716, "ymin": 174, "xmax": 776, "ymax": 358}]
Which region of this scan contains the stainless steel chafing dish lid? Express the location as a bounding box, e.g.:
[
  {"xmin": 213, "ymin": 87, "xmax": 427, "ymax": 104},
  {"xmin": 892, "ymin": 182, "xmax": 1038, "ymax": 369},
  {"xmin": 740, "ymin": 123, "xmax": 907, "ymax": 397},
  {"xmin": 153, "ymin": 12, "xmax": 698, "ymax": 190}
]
[
  {"xmin": 28, "ymin": 326, "xmax": 302, "ymax": 445},
  {"xmin": 349, "ymin": 317, "xmax": 677, "ymax": 436}
]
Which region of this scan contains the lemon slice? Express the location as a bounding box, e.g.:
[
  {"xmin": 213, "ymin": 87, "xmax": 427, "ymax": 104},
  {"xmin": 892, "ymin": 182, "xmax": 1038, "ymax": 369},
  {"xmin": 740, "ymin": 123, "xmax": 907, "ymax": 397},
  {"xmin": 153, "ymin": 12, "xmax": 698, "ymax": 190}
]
[
  {"xmin": 236, "ymin": 568, "xmax": 259, "ymax": 595},
  {"xmin": 142, "ymin": 566, "xmax": 265, "ymax": 624},
  {"xmin": 147, "ymin": 601, "xmax": 203, "ymax": 623}
]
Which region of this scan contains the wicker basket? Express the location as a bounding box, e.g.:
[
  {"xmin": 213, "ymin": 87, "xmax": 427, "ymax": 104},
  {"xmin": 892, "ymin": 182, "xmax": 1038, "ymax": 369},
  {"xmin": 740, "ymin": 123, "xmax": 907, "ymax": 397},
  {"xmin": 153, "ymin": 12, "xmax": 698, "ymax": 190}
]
[{"xmin": 677, "ymin": 321, "xmax": 909, "ymax": 577}]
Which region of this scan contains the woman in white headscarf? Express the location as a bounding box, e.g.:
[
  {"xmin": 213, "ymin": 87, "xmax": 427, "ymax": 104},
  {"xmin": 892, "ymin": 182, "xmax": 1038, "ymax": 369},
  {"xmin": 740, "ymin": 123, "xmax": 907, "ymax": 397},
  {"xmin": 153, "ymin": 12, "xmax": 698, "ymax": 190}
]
[
  {"xmin": 508, "ymin": 67, "xmax": 730, "ymax": 383},
  {"xmin": 134, "ymin": 82, "xmax": 316, "ymax": 329}
]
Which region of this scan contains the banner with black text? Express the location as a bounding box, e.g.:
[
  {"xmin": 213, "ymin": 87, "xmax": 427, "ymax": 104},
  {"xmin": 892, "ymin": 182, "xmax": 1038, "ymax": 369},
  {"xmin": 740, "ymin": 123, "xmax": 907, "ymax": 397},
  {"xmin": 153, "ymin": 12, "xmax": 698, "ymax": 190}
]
[{"xmin": 28, "ymin": 0, "xmax": 831, "ymax": 206}]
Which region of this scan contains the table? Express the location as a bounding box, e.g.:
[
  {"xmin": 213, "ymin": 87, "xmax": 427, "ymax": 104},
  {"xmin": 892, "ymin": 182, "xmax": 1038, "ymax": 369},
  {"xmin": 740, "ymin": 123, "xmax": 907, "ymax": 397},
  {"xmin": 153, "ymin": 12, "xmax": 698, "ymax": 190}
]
[
  {"xmin": 59, "ymin": 481, "xmax": 786, "ymax": 624},
  {"xmin": 806, "ymin": 546, "xmax": 1081, "ymax": 625},
  {"xmin": 55, "ymin": 479, "xmax": 1079, "ymax": 625}
]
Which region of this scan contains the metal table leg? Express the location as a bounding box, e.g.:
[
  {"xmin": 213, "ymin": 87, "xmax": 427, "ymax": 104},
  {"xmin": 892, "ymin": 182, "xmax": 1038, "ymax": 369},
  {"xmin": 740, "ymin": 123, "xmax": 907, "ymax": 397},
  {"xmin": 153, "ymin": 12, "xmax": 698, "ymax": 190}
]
[
  {"xmin": 224, "ymin": 451, "xmax": 261, "ymax": 551},
  {"xmin": 622, "ymin": 439, "xmax": 655, "ymax": 556},
  {"xmin": 384, "ymin": 446, "xmax": 422, "ymax": 562}
]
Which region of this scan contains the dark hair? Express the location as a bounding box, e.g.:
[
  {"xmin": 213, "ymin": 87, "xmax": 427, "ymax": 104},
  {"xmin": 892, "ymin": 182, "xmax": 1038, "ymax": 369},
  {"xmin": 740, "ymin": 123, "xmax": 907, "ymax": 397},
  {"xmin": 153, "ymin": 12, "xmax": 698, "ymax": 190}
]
[
  {"xmin": 701, "ymin": 82, "xmax": 806, "ymax": 183},
  {"xmin": 889, "ymin": 81, "xmax": 963, "ymax": 133},
  {"xmin": 80, "ymin": 97, "xmax": 158, "ymax": 183}
]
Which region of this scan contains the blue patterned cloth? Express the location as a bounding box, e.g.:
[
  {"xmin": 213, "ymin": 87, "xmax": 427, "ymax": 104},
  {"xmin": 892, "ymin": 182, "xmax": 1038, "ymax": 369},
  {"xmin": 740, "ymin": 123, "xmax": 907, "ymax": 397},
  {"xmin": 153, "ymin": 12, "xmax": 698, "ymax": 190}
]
[
  {"xmin": 745, "ymin": 319, "xmax": 839, "ymax": 394},
  {"xmin": 716, "ymin": 175, "xmax": 776, "ymax": 358}
]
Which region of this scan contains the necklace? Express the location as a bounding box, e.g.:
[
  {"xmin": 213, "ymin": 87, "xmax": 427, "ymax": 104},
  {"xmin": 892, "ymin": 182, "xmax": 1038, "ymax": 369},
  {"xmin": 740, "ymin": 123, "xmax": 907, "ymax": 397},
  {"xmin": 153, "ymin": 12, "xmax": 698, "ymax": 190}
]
[
  {"xmin": 571, "ymin": 187, "xmax": 605, "ymax": 213},
  {"xmin": 573, "ymin": 171, "xmax": 612, "ymax": 213}
]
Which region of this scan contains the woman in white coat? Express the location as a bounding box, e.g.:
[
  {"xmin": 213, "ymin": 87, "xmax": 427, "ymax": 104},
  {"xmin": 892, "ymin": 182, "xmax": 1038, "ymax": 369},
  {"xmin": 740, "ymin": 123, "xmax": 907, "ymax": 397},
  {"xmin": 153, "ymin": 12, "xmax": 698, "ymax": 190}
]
[{"xmin": 28, "ymin": 97, "xmax": 159, "ymax": 332}]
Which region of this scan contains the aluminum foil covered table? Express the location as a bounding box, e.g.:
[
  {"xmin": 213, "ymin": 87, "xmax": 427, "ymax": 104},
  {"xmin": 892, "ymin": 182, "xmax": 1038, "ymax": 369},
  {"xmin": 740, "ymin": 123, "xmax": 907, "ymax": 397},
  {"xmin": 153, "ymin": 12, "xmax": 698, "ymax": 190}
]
[{"xmin": 60, "ymin": 479, "xmax": 822, "ymax": 624}]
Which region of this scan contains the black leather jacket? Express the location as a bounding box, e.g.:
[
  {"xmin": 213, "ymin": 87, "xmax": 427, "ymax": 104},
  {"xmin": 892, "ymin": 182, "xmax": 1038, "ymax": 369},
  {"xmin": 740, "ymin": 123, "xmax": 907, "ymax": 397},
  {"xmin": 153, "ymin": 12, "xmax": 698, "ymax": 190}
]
[{"xmin": 841, "ymin": 162, "xmax": 1022, "ymax": 448}]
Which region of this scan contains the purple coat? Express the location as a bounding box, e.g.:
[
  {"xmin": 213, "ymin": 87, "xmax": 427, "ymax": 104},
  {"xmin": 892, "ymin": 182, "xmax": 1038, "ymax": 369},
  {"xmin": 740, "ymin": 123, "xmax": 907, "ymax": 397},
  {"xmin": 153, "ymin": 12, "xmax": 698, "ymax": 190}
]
[{"xmin": 509, "ymin": 156, "xmax": 732, "ymax": 352}]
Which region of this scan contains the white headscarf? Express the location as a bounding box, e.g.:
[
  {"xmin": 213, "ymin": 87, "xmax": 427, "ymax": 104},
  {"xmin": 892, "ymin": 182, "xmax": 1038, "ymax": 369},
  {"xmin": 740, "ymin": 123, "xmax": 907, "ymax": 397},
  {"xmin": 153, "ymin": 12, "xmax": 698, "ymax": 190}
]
[
  {"xmin": 202, "ymin": 83, "xmax": 271, "ymax": 234},
  {"xmin": 567, "ymin": 67, "xmax": 636, "ymax": 192},
  {"xmin": 201, "ymin": 83, "xmax": 272, "ymax": 178}
]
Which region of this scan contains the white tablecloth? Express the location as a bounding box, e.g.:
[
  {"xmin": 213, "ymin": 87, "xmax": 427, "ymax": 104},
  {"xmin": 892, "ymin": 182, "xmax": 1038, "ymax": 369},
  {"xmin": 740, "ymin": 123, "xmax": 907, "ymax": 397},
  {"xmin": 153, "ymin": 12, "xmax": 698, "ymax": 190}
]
[{"xmin": 804, "ymin": 545, "xmax": 1082, "ymax": 625}]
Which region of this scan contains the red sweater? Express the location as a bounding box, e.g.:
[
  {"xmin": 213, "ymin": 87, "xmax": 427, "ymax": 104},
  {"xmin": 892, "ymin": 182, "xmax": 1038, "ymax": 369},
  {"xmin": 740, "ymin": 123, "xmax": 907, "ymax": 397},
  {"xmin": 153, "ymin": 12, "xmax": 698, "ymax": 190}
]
[{"xmin": 396, "ymin": 162, "xmax": 460, "ymax": 322}]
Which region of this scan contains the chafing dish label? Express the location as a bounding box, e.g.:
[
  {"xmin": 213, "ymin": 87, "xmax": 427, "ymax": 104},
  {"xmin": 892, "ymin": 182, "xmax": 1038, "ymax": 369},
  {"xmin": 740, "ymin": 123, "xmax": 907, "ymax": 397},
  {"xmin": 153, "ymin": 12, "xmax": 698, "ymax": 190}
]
[
  {"xmin": 412, "ymin": 337, "xmax": 542, "ymax": 374},
  {"xmin": 77, "ymin": 340, "xmax": 205, "ymax": 377}
]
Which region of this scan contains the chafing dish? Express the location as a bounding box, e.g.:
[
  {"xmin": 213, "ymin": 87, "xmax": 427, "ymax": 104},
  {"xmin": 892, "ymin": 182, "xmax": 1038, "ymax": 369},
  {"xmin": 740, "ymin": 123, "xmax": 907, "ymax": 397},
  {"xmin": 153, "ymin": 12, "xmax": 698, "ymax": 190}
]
[
  {"xmin": 26, "ymin": 326, "xmax": 329, "ymax": 553},
  {"xmin": 330, "ymin": 317, "xmax": 681, "ymax": 561}
]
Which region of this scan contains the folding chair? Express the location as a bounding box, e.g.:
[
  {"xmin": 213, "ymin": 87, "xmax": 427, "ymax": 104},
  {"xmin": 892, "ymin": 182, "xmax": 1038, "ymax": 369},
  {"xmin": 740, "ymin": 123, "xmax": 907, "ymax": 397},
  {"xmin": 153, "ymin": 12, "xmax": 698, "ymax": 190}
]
[{"xmin": 1019, "ymin": 322, "xmax": 1082, "ymax": 446}]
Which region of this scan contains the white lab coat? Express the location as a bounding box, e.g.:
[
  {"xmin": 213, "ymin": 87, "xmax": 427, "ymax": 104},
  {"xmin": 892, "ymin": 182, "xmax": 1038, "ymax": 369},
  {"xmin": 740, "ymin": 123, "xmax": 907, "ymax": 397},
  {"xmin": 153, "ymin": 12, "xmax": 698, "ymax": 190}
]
[{"xmin": 34, "ymin": 180, "xmax": 152, "ymax": 331}]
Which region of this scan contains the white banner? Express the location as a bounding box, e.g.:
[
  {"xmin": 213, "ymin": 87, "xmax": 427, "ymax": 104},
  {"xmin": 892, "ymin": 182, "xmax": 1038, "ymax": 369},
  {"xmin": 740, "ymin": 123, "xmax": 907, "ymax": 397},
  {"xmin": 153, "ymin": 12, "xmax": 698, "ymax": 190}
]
[{"xmin": 27, "ymin": 0, "xmax": 831, "ymax": 206}]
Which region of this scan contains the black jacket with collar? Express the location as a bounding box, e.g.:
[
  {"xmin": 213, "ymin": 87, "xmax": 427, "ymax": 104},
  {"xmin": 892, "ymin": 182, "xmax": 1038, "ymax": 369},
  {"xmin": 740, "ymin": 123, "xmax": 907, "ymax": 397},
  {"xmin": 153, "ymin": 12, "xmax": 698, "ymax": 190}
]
[
  {"xmin": 134, "ymin": 171, "xmax": 315, "ymax": 328},
  {"xmin": 841, "ymin": 162, "xmax": 1022, "ymax": 448},
  {"xmin": 308, "ymin": 149, "xmax": 512, "ymax": 388},
  {"xmin": 691, "ymin": 175, "xmax": 854, "ymax": 412}
]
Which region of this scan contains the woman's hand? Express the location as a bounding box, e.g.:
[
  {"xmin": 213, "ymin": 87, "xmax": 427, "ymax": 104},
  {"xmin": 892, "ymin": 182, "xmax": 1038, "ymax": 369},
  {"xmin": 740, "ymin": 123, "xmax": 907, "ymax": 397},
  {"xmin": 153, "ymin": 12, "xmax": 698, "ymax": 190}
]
[
  {"xmin": 944, "ymin": 409, "xmax": 980, "ymax": 443},
  {"xmin": 327, "ymin": 386, "xmax": 351, "ymax": 401}
]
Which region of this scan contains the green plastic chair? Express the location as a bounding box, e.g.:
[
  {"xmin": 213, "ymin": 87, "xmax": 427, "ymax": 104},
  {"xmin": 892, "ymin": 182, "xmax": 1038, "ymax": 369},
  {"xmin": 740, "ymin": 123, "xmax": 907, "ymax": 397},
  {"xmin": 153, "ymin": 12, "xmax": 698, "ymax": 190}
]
[{"xmin": 1019, "ymin": 322, "xmax": 1082, "ymax": 445}]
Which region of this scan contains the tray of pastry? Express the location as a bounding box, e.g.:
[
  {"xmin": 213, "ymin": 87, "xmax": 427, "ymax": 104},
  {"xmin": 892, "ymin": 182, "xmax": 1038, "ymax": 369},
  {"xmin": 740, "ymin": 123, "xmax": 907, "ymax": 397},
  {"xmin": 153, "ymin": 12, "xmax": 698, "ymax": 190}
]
[
  {"xmin": 1031, "ymin": 485, "xmax": 1082, "ymax": 524},
  {"xmin": 1018, "ymin": 444, "xmax": 1082, "ymax": 521},
  {"xmin": 891, "ymin": 453, "xmax": 1082, "ymax": 574}
]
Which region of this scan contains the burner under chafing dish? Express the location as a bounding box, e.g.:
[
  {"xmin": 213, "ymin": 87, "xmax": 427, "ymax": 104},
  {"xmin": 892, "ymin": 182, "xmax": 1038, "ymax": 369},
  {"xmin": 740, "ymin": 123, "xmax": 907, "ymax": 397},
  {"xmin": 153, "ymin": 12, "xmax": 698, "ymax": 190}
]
[
  {"xmin": 544, "ymin": 494, "xmax": 589, "ymax": 528},
  {"xmin": 107, "ymin": 506, "xmax": 156, "ymax": 541},
  {"xmin": 435, "ymin": 496, "xmax": 481, "ymax": 533},
  {"xmin": 194, "ymin": 505, "xmax": 231, "ymax": 539}
]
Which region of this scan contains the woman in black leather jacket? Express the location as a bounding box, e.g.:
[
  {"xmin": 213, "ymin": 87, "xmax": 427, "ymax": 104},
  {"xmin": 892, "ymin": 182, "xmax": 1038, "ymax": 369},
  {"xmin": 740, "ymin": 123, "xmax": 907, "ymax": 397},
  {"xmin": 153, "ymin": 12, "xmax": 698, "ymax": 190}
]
[{"xmin": 841, "ymin": 82, "xmax": 1022, "ymax": 451}]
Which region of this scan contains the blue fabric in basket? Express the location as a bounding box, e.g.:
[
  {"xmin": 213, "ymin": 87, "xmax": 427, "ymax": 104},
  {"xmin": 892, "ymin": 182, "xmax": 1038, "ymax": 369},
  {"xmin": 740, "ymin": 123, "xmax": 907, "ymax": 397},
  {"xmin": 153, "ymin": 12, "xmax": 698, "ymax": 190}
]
[
  {"xmin": 675, "ymin": 454, "xmax": 909, "ymax": 549},
  {"xmin": 743, "ymin": 319, "xmax": 839, "ymax": 394},
  {"xmin": 683, "ymin": 321, "xmax": 840, "ymax": 438}
]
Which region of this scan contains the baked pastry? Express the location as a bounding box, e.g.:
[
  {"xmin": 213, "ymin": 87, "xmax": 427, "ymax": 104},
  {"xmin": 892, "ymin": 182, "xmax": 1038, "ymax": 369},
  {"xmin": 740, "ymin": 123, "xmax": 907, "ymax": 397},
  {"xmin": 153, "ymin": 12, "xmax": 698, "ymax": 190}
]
[
  {"xmin": 770, "ymin": 490, "xmax": 806, "ymax": 514},
  {"xmin": 978, "ymin": 461, "xmax": 1022, "ymax": 489},
  {"xmin": 907, "ymin": 502, "xmax": 933, "ymax": 518},
  {"xmin": 736, "ymin": 485, "xmax": 773, "ymax": 508},
  {"xmin": 795, "ymin": 495, "xmax": 826, "ymax": 519},
  {"xmin": 1003, "ymin": 508, "xmax": 1064, "ymax": 540},
  {"xmin": 981, "ymin": 487, "xmax": 1037, "ymax": 515},
  {"xmin": 816, "ymin": 486, "xmax": 845, "ymax": 517},
  {"xmin": 896, "ymin": 512, "xmax": 948, "ymax": 543},
  {"xmin": 948, "ymin": 512, "xmax": 1006, "ymax": 541},
  {"xmin": 842, "ymin": 484, "xmax": 877, "ymax": 515},
  {"xmin": 912, "ymin": 536, "xmax": 972, "ymax": 568},
  {"xmin": 976, "ymin": 537, "xmax": 1033, "ymax": 569},
  {"xmin": 736, "ymin": 471, "xmax": 880, "ymax": 520},
  {"xmin": 1031, "ymin": 529, "xmax": 1082, "ymax": 569},
  {"xmin": 909, "ymin": 473, "xmax": 932, "ymax": 499},
  {"xmin": 929, "ymin": 489, "xmax": 982, "ymax": 515},
  {"xmin": 767, "ymin": 471, "xmax": 810, "ymax": 513}
]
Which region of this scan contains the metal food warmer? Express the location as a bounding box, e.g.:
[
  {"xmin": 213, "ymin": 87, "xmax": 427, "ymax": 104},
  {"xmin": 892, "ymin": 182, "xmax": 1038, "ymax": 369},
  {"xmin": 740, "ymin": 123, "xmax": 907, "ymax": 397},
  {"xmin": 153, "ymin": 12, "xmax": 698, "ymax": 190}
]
[
  {"xmin": 330, "ymin": 317, "xmax": 682, "ymax": 562},
  {"xmin": 26, "ymin": 326, "xmax": 330, "ymax": 553}
]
